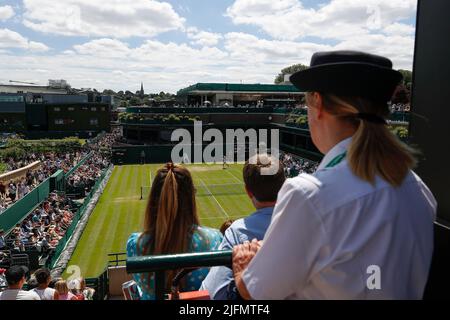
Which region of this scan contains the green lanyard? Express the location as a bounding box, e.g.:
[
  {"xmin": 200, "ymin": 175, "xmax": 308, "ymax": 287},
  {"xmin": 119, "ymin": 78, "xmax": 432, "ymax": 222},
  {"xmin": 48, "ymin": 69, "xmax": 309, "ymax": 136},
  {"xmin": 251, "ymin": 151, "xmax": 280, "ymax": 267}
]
[{"xmin": 325, "ymin": 151, "xmax": 347, "ymax": 168}]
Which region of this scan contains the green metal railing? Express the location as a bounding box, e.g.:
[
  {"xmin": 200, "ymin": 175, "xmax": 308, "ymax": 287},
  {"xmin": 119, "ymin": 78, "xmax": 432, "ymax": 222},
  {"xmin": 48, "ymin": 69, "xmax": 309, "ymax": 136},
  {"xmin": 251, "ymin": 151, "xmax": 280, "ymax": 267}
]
[
  {"xmin": 126, "ymin": 251, "xmax": 232, "ymax": 300},
  {"xmin": 85, "ymin": 269, "xmax": 109, "ymax": 300}
]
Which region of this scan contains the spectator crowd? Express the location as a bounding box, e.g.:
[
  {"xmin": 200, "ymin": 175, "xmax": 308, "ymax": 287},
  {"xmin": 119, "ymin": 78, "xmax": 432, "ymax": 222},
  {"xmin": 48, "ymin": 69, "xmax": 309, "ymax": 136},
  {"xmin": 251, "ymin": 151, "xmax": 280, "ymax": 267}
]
[
  {"xmin": 0, "ymin": 129, "xmax": 121, "ymax": 214},
  {"xmin": 280, "ymin": 151, "xmax": 318, "ymax": 177},
  {"xmin": 1, "ymin": 131, "xmax": 119, "ymax": 300},
  {"xmin": 1, "ymin": 152, "xmax": 86, "ymax": 214}
]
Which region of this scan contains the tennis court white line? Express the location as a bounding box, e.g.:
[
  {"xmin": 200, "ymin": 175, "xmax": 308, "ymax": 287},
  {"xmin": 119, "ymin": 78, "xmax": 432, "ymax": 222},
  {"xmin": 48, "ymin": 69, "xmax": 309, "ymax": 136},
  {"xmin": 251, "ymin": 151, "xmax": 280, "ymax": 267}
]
[
  {"xmin": 225, "ymin": 169, "xmax": 243, "ymax": 184},
  {"xmin": 198, "ymin": 177, "xmax": 230, "ymax": 219}
]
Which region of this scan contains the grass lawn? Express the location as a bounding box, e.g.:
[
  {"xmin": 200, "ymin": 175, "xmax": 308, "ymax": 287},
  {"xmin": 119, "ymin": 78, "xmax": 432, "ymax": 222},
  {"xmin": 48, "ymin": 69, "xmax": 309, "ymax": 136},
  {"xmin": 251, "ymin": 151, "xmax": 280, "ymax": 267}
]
[{"xmin": 63, "ymin": 163, "xmax": 253, "ymax": 278}]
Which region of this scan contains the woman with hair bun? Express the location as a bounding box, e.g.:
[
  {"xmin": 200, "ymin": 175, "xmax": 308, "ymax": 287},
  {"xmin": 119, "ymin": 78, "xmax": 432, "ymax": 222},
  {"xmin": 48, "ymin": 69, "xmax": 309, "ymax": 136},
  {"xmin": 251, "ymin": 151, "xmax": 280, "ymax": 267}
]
[{"xmin": 127, "ymin": 163, "xmax": 223, "ymax": 300}]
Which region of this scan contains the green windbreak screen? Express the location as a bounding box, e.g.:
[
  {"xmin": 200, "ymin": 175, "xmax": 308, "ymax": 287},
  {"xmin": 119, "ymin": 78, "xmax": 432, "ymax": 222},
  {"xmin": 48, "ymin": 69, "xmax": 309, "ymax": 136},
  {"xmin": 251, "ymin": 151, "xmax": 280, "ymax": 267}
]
[{"xmin": 0, "ymin": 178, "xmax": 50, "ymax": 234}]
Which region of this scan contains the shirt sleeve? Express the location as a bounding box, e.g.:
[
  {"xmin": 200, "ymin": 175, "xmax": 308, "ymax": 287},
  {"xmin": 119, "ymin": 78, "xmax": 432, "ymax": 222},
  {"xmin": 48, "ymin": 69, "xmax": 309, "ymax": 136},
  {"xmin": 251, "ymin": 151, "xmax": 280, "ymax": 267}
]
[
  {"xmin": 242, "ymin": 178, "xmax": 326, "ymax": 300},
  {"xmin": 201, "ymin": 227, "xmax": 237, "ymax": 300}
]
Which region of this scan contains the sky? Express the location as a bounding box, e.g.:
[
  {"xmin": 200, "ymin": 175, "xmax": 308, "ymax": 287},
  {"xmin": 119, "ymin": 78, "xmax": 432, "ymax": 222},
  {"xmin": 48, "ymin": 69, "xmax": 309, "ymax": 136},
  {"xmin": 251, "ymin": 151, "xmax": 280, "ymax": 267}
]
[{"xmin": 0, "ymin": 0, "xmax": 418, "ymax": 93}]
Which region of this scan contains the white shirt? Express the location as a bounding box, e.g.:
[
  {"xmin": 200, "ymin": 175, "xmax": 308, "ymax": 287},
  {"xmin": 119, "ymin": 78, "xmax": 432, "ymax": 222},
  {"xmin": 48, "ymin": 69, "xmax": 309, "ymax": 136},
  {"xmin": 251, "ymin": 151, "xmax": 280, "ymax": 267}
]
[
  {"xmin": 242, "ymin": 138, "xmax": 436, "ymax": 300},
  {"xmin": 0, "ymin": 289, "xmax": 41, "ymax": 300},
  {"xmin": 32, "ymin": 287, "xmax": 56, "ymax": 300}
]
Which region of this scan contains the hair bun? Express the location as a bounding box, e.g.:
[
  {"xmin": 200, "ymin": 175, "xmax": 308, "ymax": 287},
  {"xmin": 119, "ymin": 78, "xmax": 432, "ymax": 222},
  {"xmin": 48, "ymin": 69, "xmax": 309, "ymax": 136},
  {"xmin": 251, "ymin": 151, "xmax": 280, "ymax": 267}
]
[{"xmin": 167, "ymin": 162, "xmax": 175, "ymax": 171}]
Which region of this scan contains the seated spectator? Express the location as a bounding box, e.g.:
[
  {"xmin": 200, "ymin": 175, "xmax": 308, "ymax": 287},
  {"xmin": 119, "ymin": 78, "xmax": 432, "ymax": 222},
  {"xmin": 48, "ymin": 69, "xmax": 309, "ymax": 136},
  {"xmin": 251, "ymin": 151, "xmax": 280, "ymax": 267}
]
[
  {"xmin": 54, "ymin": 280, "xmax": 77, "ymax": 300},
  {"xmin": 26, "ymin": 277, "xmax": 39, "ymax": 290},
  {"xmin": 8, "ymin": 181, "xmax": 16, "ymax": 202},
  {"xmin": 68, "ymin": 279, "xmax": 85, "ymax": 300},
  {"xmin": 0, "ymin": 229, "xmax": 5, "ymax": 250},
  {"xmin": 127, "ymin": 162, "xmax": 223, "ymax": 300},
  {"xmin": 0, "ymin": 181, "xmax": 6, "ymax": 200},
  {"xmin": 0, "ymin": 266, "xmax": 40, "ymax": 300},
  {"xmin": 32, "ymin": 268, "xmax": 58, "ymax": 300},
  {"xmin": 201, "ymin": 154, "xmax": 285, "ymax": 300},
  {"xmin": 79, "ymin": 277, "xmax": 95, "ymax": 300}
]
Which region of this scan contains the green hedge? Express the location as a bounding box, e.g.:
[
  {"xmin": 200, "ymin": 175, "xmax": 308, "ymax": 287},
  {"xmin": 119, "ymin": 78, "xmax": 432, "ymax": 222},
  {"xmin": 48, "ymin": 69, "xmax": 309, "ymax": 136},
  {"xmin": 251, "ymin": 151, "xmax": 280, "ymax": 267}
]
[{"xmin": 0, "ymin": 137, "xmax": 83, "ymax": 161}]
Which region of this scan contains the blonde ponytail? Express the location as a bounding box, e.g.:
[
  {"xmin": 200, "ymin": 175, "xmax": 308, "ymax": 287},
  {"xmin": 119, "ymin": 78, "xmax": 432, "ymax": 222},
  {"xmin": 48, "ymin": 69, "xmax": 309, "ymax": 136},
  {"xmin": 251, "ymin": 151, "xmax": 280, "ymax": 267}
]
[
  {"xmin": 139, "ymin": 163, "xmax": 199, "ymax": 291},
  {"xmin": 321, "ymin": 94, "xmax": 417, "ymax": 187},
  {"xmin": 154, "ymin": 170, "xmax": 178, "ymax": 254}
]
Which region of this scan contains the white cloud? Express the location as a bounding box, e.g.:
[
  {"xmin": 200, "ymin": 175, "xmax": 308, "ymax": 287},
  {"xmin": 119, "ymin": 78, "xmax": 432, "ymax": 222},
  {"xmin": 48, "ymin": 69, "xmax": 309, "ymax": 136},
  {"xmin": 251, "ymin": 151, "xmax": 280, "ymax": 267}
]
[
  {"xmin": 0, "ymin": 5, "xmax": 14, "ymax": 21},
  {"xmin": 22, "ymin": 0, "xmax": 185, "ymax": 38},
  {"xmin": 224, "ymin": 32, "xmax": 332, "ymax": 65},
  {"xmin": 334, "ymin": 33, "xmax": 415, "ymax": 69},
  {"xmin": 225, "ymin": 0, "xmax": 416, "ymax": 70},
  {"xmin": 0, "ymin": 28, "xmax": 49, "ymax": 52},
  {"xmin": 226, "ymin": 0, "xmax": 417, "ymax": 41},
  {"xmin": 0, "ymin": 0, "xmax": 417, "ymax": 92},
  {"xmin": 186, "ymin": 27, "xmax": 223, "ymax": 47},
  {"xmin": 74, "ymin": 38, "xmax": 131, "ymax": 58},
  {"xmin": 0, "ymin": 37, "xmax": 231, "ymax": 92},
  {"xmin": 383, "ymin": 23, "xmax": 415, "ymax": 36}
]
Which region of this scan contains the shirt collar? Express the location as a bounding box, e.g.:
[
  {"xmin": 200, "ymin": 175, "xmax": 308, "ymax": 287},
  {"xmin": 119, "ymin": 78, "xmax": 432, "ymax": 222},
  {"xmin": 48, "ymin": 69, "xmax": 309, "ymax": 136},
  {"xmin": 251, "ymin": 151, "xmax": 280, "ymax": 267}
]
[
  {"xmin": 253, "ymin": 206, "xmax": 274, "ymax": 216},
  {"xmin": 317, "ymin": 137, "xmax": 352, "ymax": 171}
]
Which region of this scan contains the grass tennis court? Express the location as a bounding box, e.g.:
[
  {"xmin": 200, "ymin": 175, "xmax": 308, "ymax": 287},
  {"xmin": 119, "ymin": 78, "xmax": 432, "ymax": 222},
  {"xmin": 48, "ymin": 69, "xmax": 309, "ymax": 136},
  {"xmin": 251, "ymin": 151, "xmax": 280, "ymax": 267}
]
[{"xmin": 63, "ymin": 163, "xmax": 253, "ymax": 278}]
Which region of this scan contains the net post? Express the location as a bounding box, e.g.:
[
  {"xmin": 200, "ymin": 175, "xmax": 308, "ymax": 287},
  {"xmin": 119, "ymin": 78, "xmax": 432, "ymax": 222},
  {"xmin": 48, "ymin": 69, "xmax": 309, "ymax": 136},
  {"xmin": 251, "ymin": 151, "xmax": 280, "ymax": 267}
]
[{"xmin": 140, "ymin": 186, "xmax": 143, "ymax": 200}]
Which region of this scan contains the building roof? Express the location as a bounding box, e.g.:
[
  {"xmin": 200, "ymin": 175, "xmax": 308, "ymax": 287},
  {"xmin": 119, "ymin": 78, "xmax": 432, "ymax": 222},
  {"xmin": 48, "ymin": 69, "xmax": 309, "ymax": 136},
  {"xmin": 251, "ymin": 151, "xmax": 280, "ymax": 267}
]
[
  {"xmin": 0, "ymin": 84, "xmax": 68, "ymax": 94},
  {"xmin": 177, "ymin": 83, "xmax": 303, "ymax": 95}
]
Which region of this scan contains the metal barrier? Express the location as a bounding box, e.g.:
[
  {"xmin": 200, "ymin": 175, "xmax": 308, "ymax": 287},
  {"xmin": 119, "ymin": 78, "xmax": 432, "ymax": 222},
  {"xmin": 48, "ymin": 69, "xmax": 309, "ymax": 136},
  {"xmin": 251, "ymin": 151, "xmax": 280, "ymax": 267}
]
[
  {"xmin": 85, "ymin": 268, "xmax": 109, "ymax": 300},
  {"xmin": 108, "ymin": 252, "xmax": 127, "ymax": 267},
  {"xmin": 126, "ymin": 250, "xmax": 232, "ymax": 300}
]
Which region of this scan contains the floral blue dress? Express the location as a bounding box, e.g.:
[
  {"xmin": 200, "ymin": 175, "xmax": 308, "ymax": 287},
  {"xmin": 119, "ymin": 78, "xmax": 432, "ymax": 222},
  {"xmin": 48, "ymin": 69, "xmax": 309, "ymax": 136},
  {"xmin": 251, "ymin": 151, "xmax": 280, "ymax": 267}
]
[{"xmin": 126, "ymin": 225, "xmax": 223, "ymax": 300}]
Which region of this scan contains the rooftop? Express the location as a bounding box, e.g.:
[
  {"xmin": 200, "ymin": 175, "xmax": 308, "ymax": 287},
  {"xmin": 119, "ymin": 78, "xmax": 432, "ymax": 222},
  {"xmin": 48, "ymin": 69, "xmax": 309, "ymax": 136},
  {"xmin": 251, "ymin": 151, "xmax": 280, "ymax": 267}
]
[{"xmin": 177, "ymin": 83, "xmax": 303, "ymax": 95}]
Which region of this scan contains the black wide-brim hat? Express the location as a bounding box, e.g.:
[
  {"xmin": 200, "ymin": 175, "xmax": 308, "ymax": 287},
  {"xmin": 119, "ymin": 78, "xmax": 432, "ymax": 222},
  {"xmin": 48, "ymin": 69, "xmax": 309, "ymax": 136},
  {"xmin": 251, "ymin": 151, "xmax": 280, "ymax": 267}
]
[{"xmin": 290, "ymin": 50, "xmax": 403, "ymax": 103}]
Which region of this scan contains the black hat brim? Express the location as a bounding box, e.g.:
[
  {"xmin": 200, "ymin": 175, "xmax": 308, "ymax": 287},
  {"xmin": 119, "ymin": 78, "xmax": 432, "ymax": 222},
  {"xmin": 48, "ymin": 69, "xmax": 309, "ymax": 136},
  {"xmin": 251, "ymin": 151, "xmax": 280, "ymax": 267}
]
[{"xmin": 290, "ymin": 62, "xmax": 403, "ymax": 102}]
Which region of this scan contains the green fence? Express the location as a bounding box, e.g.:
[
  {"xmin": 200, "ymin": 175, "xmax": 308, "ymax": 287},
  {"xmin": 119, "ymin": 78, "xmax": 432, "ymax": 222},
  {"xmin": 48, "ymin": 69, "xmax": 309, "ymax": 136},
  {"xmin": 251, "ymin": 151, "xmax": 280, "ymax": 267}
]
[
  {"xmin": 49, "ymin": 170, "xmax": 64, "ymax": 192},
  {"xmin": 0, "ymin": 177, "xmax": 51, "ymax": 234},
  {"xmin": 47, "ymin": 166, "xmax": 111, "ymax": 269}
]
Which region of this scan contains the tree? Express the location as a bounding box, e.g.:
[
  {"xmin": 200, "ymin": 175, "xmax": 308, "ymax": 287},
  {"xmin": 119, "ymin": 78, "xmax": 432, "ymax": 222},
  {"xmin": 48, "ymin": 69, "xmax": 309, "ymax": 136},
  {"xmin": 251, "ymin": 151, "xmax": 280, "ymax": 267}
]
[
  {"xmin": 143, "ymin": 98, "xmax": 154, "ymax": 106},
  {"xmin": 119, "ymin": 100, "xmax": 129, "ymax": 108},
  {"xmin": 129, "ymin": 97, "xmax": 141, "ymax": 106},
  {"xmin": 275, "ymin": 63, "xmax": 309, "ymax": 84},
  {"xmin": 398, "ymin": 69, "xmax": 413, "ymax": 88},
  {"xmin": 103, "ymin": 89, "xmax": 116, "ymax": 95}
]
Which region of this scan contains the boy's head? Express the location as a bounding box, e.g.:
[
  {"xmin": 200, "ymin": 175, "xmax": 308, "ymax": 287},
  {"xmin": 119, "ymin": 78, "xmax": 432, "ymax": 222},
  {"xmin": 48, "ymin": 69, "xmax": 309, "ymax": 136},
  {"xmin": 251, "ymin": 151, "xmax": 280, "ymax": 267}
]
[
  {"xmin": 243, "ymin": 154, "xmax": 285, "ymax": 206},
  {"xmin": 5, "ymin": 265, "xmax": 29, "ymax": 287}
]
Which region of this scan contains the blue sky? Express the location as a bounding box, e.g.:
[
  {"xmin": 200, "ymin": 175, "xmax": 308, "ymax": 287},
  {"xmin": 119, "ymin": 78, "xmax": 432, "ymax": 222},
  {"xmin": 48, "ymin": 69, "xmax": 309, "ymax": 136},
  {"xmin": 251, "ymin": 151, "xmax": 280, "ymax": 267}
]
[{"xmin": 0, "ymin": 0, "xmax": 417, "ymax": 92}]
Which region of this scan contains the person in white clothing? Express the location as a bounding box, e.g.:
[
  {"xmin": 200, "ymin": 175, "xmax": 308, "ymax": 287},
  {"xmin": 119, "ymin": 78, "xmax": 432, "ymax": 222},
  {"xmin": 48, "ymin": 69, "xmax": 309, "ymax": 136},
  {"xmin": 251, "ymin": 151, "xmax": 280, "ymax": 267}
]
[
  {"xmin": 232, "ymin": 50, "xmax": 436, "ymax": 300},
  {"xmin": 0, "ymin": 266, "xmax": 40, "ymax": 300},
  {"xmin": 32, "ymin": 268, "xmax": 58, "ymax": 300}
]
